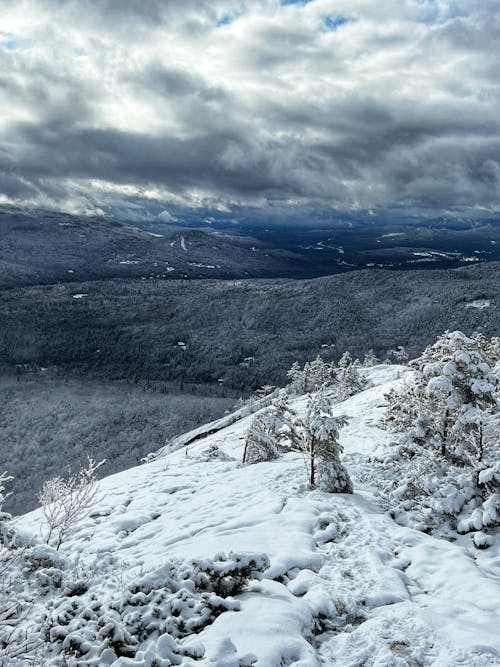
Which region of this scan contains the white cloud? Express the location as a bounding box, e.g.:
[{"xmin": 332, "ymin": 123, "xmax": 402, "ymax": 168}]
[{"xmin": 0, "ymin": 0, "xmax": 499, "ymax": 219}]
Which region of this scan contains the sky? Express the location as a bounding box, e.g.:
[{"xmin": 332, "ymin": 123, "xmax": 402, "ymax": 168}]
[{"xmin": 0, "ymin": 0, "xmax": 499, "ymax": 225}]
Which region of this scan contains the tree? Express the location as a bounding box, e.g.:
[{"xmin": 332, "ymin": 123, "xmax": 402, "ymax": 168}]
[
  {"xmin": 242, "ymin": 412, "xmax": 280, "ymax": 465},
  {"xmin": 242, "ymin": 397, "xmax": 293, "ymax": 465},
  {"xmin": 409, "ymin": 331, "xmax": 497, "ymax": 464},
  {"xmin": 335, "ymin": 351, "xmax": 366, "ymax": 400},
  {"xmin": 289, "ymin": 391, "xmax": 352, "ymax": 492},
  {"xmin": 390, "ymin": 346, "xmax": 409, "ymax": 364},
  {"xmin": 0, "ymin": 471, "xmax": 12, "ymax": 524},
  {"xmin": 286, "ymin": 361, "xmax": 304, "ymax": 394},
  {"xmin": 363, "ymin": 349, "xmax": 379, "ymax": 367},
  {"xmin": 39, "ymin": 456, "xmax": 106, "ymax": 550},
  {"xmin": 383, "ymin": 331, "xmax": 499, "ymax": 542},
  {"xmin": 286, "ymin": 356, "xmax": 335, "ymax": 395}
]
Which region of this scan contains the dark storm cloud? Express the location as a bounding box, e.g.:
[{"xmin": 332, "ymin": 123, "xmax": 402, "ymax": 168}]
[{"xmin": 0, "ymin": 0, "xmax": 499, "ymax": 218}]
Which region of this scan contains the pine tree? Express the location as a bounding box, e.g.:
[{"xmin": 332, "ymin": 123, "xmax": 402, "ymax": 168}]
[
  {"xmin": 286, "ymin": 361, "xmax": 306, "ymax": 394},
  {"xmin": 411, "ymin": 331, "xmax": 497, "ymax": 464},
  {"xmin": 242, "ymin": 412, "xmax": 281, "ymax": 465},
  {"xmin": 0, "ymin": 471, "xmax": 12, "ymax": 524},
  {"xmin": 363, "ymin": 349, "xmax": 379, "ymax": 367},
  {"xmin": 391, "ymin": 346, "xmax": 409, "ymax": 364},
  {"xmin": 289, "ymin": 391, "xmax": 352, "ymax": 492},
  {"xmin": 335, "ymin": 351, "xmax": 366, "ymax": 400},
  {"xmin": 383, "ymin": 331, "xmax": 499, "ymax": 542},
  {"xmin": 286, "ymin": 356, "xmax": 335, "ymax": 394}
]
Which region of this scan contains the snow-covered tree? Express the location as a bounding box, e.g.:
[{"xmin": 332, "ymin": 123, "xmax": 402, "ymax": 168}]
[
  {"xmin": 286, "ymin": 356, "xmax": 335, "ymax": 394},
  {"xmin": 306, "ymin": 355, "xmax": 334, "ymax": 391},
  {"xmin": 382, "ymin": 331, "xmax": 499, "ymax": 542},
  {"xmin": 362, "ymin": 349, "xmax": 379, "ymax": 367},
  {"xmin": 487, "ymin": 335, "xmax": 500, "ymax": 380},
  {"xmin": 391, "ymin": 346, "xmax": 409, "ymax": 364},
  {"xmin": 335, "ymin": 351, "xmax": 366, "ymax": 400},
  {"xmin": 289, "ymin": 391, "xmax": 352, "ymax": 492},
  {"xmin": 0, "ymin": 471, "xmax": 12, "ymax": 524},
  {"xmin": 241, "ymin": 394, "xmax": 296, "ymax": 465},
  {"xmin": 242, "ymin": 412, "xmax": 280, "ymax": 465},
  {"xmin": 410, "ymin": 331, "xmax": 496, "ymax": 464},
  {"xmin": 286, "ymin": 361, "xmax": 304, "ymax": 394}
]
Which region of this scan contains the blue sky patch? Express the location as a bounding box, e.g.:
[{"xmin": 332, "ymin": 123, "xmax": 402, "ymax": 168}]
[
  {"xmin": 217, "ymin": 14, "xmax": 233, "ymax": 26},
  {"xmin": 322, "ymin": 14, "xmax": 351, "ymax": 31},
  {"xmin": 1, "ymin": 35, "xmax": 18, "ymax": 51},
  {"xmin": 281, "ymin": 0, "xmax": 314, "ymax": 6},
  {"xmin": 216, "ymin": 11, "xmax": 243, "ymax": 27}
]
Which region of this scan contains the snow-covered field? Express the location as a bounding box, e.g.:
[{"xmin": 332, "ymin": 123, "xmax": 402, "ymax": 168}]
[{"xmin": 13, "ymin": 367, "xmax": 500, "ymax": 666}]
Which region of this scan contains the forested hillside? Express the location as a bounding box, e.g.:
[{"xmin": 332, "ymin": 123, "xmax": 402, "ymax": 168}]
[{"xmin": 1, "ymin": 262, "xmax": 498, "ymax": 389}]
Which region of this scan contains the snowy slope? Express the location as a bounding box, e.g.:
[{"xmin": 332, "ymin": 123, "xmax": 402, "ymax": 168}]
[{"xmin": 14, "ymin": 366, "xmax": 500, "ymax": 666}]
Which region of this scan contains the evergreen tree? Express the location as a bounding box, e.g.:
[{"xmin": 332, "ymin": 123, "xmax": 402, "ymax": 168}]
[
  {"xmin": 410, "ymin": 331, "xmax": 497, "ymax": 464},
  {"xmin": 286, "ymin": 361, "xmax": 306, "ymax": 394},
  {"xmin": 0, "ymin": 471, "xmax": 12, "ymax": 524},
  {"xmin": 242, "ymin": 412, "xmax": 281, "ymax": 465},
  {"xmin": 289, "ymin": 391, "xmax": 352, "ymax": 492},
  {"xmin": 363, "ymin": 349, "xmax": 379, "ymax": 367},
  {"xmin": 286, "ymin": 356, "xmax": 335, "ymax": 394},
  {"xmin": 383, "ymin": 331, "xmax": 499, "ymax": 542},
  {"xmin": 391, "ymin": 346, "xmax": 409, "ymax": 364},
  {"xmin": 335, "ymin": 352, "xmax": 366, "ymax": 400}
]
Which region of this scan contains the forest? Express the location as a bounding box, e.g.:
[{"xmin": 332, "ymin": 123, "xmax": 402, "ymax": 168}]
[{"xmin": 1, "ymin": 260, "xmax": 498, "ymax": 515}]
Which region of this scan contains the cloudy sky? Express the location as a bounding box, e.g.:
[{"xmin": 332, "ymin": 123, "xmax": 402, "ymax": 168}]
[{"xmin": 1, "ymin": 0, "xmax": 499, "ymax": 224}]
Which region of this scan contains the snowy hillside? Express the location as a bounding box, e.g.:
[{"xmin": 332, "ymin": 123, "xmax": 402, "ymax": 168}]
[{"xmin": 5, "ymin": 363, "xmax": 499, "ymax": 666}]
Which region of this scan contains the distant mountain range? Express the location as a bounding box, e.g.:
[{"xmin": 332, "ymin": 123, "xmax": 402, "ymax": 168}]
[
  {"xmin": 2, "ymin": 206, "xmax": 500, "ymax": 288},
  {"xmin": 0, "ymin": 207, "xmax": 314, "ymax": 287}
]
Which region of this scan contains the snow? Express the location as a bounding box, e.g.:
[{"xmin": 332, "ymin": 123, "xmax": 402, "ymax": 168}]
[
  {"xmin": 188, "ymin": 262, "xmax": 222, "ymax": 269},
  {"xmin": 13, "ymin": 364, "xmax": 500, "ymax": 666},
  {"xmin": 466, "ymin": 299, "xmax": 492, "ymax": 309},
  {"xmin": 180, "ymin": 236, "xmax": 187, "ymax": 251}
]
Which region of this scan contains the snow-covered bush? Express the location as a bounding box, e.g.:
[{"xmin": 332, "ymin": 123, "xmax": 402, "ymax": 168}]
[
  {"xmin": 381, "ymin": 331, "xmax": 499, "ymax": 544},
  {"xmin": 39, "ymin": 551, "xmax": 269, "ymax": 665},
  {"xmin": 289, "ymin": 391, "xmax": 352, "ymax": 492},
  {"xmin": 39, "ymin": 456, "xmax": 106, "ymax": 550},
  {"xmin": 1, "ymin": 475, "xmax": 43, "ymax": 664},
  {"xmin": 0, "ymin": 554, "xmax": 41, "ymax": 666},
  {"xmin": 195, "ymin": 443, "xmax": 234, "ymax": 462},
  {"xmin": 188, "ymin": 552, "xmax": 270, "ymax": 596}
]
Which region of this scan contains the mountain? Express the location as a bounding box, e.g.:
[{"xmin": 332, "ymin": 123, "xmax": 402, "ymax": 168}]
[
  {"xmin": 7, "ymin": 365, "xmax": 499, "ymax": 665},
  {"xmin": 0, "ymin": 207, "xmax": 312, "ymax": 288},
  {"xmin": 3, "ymin": 207, "xmax": 500, "ymax": 289}
]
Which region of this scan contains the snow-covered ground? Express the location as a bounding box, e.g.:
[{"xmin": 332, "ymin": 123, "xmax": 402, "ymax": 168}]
[{"xmin": 14, "ymin": 367, "xmax": 500, "ymax": 666}]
